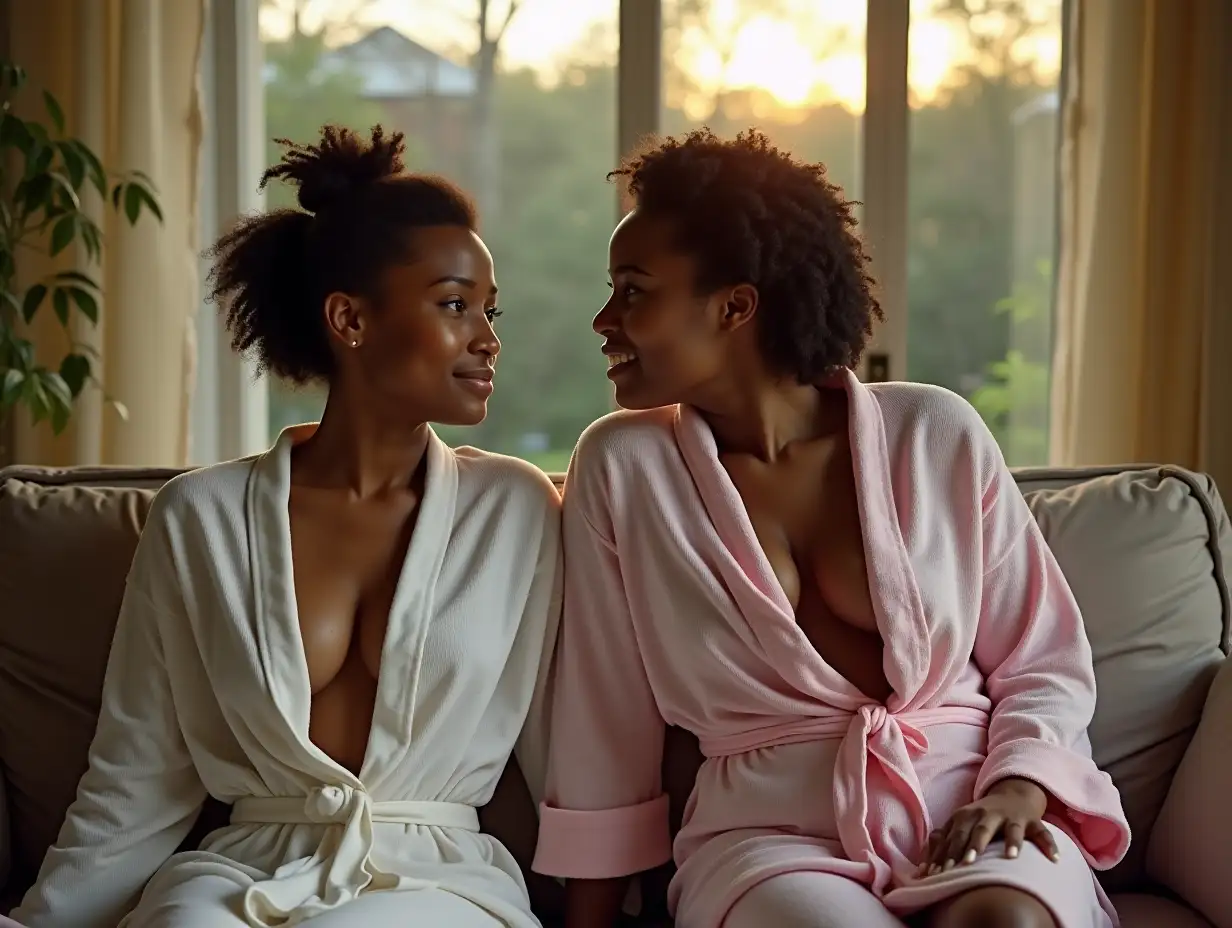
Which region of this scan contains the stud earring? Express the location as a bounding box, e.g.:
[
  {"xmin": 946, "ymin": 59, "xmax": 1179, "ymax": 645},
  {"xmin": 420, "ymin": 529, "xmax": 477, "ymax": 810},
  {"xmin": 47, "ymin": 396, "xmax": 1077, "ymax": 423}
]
[{"xmin": 350, "ymin": 340, "xmax": 359, "ymax": 348}]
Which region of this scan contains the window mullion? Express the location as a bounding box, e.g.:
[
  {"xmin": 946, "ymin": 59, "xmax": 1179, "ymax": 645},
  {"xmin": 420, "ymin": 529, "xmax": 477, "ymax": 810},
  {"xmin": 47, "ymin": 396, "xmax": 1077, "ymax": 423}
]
[{"xmin": 860, "ymin": 0, "xmax": 910, "ymax": 382}]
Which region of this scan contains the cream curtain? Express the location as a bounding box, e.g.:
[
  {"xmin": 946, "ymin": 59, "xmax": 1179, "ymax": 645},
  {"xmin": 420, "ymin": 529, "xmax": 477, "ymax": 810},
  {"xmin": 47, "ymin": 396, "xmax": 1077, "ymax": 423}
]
[
  {"xmin": 7, "ymin": 0, "xmax": 205, "ymax": 467},
  {"xmin": 1050, "ymin": 0, "xmax": 1232, "ymax": 492}
]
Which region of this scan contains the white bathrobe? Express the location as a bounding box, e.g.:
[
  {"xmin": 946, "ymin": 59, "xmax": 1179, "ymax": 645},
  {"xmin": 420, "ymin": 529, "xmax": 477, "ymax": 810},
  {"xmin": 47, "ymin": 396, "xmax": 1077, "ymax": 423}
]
[{"xmin": 12, "ymin": 426, "xmax": 562, "ymax": 928}]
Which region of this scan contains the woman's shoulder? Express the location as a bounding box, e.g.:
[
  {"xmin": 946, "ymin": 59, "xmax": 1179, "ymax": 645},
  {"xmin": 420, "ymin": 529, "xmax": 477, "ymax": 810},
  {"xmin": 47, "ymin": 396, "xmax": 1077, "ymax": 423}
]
[
  {"xmin": 450, "ymin": 444, "xmax": 561, "ymax": 513},
  {"xmin": 573, "ymin": 407, "xmax": 678, "ymax": 468},
  {"xmin": 147, "ymin": 457, "xmax": 257, "ymax": 528},
  {"xmin": 868, "ymin": 380, "xmax": 999, "ymax": 454}
]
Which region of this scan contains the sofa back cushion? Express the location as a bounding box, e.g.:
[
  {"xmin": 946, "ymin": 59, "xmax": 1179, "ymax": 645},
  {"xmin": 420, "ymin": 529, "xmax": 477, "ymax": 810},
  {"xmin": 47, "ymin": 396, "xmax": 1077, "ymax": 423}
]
[
  {"xmin": 1014, "ymin": 466, "xmax": 1230, "ymax": 889},
  {"xmin": 0, "ymin": 467, "xmax": 174, "ymax": 897},
  {"xmin": 0, "ymin": 464, "xmax": 1228, "ymax": 903}
]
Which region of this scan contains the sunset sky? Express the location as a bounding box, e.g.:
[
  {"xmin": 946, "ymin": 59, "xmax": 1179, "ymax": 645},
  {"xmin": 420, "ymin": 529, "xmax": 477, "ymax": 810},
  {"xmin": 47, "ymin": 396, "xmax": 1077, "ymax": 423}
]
[{"xmin": 261, "ymin": 0, "xmax": 1062, "ymax": 112}]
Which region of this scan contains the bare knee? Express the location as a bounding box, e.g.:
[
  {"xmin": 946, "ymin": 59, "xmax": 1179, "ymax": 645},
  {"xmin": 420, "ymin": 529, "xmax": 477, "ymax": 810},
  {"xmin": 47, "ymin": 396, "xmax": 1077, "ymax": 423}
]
[{"xmin": 927, "ymin": 886, "xmax": 1056, "ymax": 928}]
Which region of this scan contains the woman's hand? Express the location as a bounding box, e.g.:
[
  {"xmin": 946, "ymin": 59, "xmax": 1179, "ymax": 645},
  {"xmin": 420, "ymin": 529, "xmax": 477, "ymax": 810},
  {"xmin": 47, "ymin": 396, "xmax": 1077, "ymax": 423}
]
[{"xmin": 918, "ymin": 777, "xmax": 1059, "ymax": 876}]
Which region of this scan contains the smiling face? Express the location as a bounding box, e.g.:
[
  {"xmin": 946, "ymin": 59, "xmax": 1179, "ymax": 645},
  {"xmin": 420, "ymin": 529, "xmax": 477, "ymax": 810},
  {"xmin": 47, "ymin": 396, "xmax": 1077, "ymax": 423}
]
[
  {"xmin": 595, "ymin": 208, "xmax": 756, "ymax": 410},
  {"xmin": 326, "ymin": 225, "xmax": 501, "ymax": 426}
]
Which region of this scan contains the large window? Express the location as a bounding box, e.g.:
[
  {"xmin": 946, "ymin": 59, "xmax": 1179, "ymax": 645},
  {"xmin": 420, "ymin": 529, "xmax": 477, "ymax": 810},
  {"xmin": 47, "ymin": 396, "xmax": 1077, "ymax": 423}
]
[
  {"xmin": 259, "ymin": 0, "xmax": 618, "ymax": 472},
  {"xmin": 222, "ymin": 0, "xmax": 1063, "ymax": 468},
  {"xmin": 906, "ymin": 0, "xmax": 1061, "ymax": 465}
]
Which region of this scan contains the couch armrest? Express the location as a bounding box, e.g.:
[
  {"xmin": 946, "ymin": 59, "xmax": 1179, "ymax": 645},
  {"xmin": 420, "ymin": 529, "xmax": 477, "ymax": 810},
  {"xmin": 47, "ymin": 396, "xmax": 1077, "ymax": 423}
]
[{"xmin": 1147, "ymin": 656, "xmax": 1232, "ymax": 928}]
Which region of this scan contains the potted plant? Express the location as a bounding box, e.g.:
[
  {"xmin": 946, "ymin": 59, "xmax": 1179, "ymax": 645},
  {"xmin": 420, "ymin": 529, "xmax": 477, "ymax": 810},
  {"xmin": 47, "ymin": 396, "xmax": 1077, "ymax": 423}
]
[{"xmin": 0, "ymin": 59, "xmax": 162, "ymax": 445}]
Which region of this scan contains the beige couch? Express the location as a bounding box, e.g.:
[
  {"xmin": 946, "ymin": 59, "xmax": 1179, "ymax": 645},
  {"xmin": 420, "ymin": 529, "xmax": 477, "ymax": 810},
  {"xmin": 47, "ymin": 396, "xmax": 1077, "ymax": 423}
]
[{"xmin": 0, "ymin": 463, "xmax": 1230, "ymax": 927}]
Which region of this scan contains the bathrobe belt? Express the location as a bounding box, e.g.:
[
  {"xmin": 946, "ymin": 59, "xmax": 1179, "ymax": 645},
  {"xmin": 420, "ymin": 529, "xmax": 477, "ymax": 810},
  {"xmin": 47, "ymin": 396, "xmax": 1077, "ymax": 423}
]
[
  {"xmin": 231, "ymin": 785, "xmax": 480, "ymax": 830},
  {"xmin": 231, "ymin": 784, "xmax": 482, "ymax": 927}
]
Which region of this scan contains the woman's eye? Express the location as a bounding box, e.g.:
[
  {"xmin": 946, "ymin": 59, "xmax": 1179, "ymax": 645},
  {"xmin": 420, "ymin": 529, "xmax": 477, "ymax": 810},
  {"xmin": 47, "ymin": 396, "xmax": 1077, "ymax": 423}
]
[
  {"xmin": 622, "ymin": 284, "xmax": 642, "ymax": 299},
  {"xmin": 444, "ymin": 298, "xmax": 466, "ymax": 313},
  {"xmin": 485, "ymin": 308, "xmax": 503, "ymax": 322}
]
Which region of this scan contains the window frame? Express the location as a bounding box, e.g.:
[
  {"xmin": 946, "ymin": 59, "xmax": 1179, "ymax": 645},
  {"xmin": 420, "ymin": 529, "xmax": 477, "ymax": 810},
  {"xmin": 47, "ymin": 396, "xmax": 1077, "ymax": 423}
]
[{"xmin": 196, "ymin": 0, "xmax": 914, "ymax": 461}]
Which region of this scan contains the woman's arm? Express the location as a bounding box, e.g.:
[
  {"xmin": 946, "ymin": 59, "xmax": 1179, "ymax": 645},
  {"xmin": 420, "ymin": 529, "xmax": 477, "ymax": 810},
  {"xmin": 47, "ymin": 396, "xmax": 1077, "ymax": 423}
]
[
  {"xmin": 13, "ymin": 503, "xmax": 208, "ymax": 926},
  {"xmin": 480, "ymin": 476, "xmax": 566, "ymax": 920},
  {"xmin": 971, "ymin": 447, "xmax": 1130, "ymax": 869},
  {"xmin": 532, "ymin": 457, "xmax": 671, "ymax": 928}
]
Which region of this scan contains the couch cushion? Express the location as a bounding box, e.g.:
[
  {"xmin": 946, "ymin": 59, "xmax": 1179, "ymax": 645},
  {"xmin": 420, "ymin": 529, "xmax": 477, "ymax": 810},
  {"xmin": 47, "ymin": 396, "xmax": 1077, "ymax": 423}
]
[
  {"xmin": 1110, "ymin": 893, "xmax": 1216, "ymax": 928},
  {"xmin": 1147, "ymin": 655, "xmax": 1232, "ymax": 927},
  {"xmin": 1015, "ymin": 466, "xmax": 1230, "ymax": 891},
  {"xmin": 0, "ymin": 467, "xmax": 176, "ymax": 893}
]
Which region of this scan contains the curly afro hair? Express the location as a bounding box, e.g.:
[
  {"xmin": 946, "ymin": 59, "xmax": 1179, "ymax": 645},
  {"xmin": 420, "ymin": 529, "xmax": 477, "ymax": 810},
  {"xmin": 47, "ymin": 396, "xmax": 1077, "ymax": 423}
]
[
  {"xmin": 205, "ymin": 125, "xmax": 477, "ymax": 384},
  {"xmin": 609, "ymin": 128, "xmax": 881, "ymax": 381}
]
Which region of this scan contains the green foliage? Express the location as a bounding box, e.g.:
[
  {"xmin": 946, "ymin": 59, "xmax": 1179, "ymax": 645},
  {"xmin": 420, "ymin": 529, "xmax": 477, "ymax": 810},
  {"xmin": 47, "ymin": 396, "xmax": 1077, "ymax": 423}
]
[
  {"xmin": 968, "ymin": 260, "xmax": 1053, "ymax": 464},
  {"xmin": 0, "ymin": 60, "xmax": 162, "ymax": 434},
  {"xmin": 262, "ymin": 31, "xmax": 388, "ymax": 210}
]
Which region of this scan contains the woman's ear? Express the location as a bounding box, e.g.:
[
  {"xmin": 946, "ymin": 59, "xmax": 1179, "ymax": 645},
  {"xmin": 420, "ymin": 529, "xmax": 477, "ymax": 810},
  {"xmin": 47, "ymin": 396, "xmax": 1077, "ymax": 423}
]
[
  {"xmin": 323, "ymin": 291, "xmax": 366, "ymax": 348},
  {"xmin": 719, "ymin": 283, "xmax": 759, "ymax": 332}
]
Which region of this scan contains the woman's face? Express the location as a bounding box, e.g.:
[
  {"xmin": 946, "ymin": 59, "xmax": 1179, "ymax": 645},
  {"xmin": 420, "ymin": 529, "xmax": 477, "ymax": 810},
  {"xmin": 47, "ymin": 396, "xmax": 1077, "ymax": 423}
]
[
  {"xmin": 329, "ymin": 226, "xmax": 501, "ymax": 426},
  {"xmin": 594, "ymin": 208, "xmax": 748, "ymax": 410}
]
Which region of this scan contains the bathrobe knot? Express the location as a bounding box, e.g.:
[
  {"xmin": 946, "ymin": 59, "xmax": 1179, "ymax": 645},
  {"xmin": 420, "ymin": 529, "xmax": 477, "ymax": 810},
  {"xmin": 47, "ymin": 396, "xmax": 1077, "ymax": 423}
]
[
  {"xmin": 306, "ymin": 784, "xmax": 357, "ymax": 823},
  {"xmin": 232, "ymin": 788, "xmax": 482, "ymax": 926},
  {"xmin": 836, "ymin": 704, "xmax": 992, "ymax": 895}
]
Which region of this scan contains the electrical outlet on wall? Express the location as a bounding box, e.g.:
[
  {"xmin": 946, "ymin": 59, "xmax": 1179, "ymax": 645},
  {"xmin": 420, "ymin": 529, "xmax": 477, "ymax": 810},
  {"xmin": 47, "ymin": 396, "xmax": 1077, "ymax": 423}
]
[{"xmin": 866, "ymin": 353, "xmax": 891, "ymax": 383}]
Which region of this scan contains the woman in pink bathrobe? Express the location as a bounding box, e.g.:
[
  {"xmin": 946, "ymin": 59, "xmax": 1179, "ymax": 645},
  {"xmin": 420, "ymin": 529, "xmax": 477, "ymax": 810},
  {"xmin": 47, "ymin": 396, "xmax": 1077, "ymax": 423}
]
[{"xmin": 531, "ymin": 129, "xmax": 1130, "ymax": 928}]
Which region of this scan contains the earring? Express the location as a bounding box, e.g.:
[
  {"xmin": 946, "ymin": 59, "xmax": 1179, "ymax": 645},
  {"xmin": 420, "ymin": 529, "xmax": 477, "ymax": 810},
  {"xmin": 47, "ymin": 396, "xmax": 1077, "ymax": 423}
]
[{"xmin": 350, "ymin": 340, "xmax": 359, "ymax": 348}]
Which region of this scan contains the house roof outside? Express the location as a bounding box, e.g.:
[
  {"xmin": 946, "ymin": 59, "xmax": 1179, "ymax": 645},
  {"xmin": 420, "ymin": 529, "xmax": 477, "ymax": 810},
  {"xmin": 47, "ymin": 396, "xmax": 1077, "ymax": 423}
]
[{"xmin": 320, "ymin": 25, "xmax": 477, "ymax": 100}]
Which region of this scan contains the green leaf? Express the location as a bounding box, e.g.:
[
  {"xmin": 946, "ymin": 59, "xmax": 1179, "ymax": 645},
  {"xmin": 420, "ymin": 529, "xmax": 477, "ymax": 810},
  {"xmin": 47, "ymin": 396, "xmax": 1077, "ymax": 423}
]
[
  {"xmin": 40, "ymin": 371, "xmax": 73, "ymax": 434},
  {"xmin": 20, "ymin": 283, "xmax": 47, "ymax": 323},
  {"xmin": 123, "ymin": 183, "xmax": 142, "ymax": 225},
  {"xmin": 59, "ymin": 353, "xmax": 91, "ymax": 396},
  {"xmin": 55, "ymin": 141, "xmax": 86, "ymax": 190},
  {"xmin": 110, "ymin": 398, "xmax": 129, "ymax": 421},
  {"xmin": 20, "ymin": 173, "xmax": 52, "ymax": 216},
  {"xmin": 23, "ymin": 140, "xmax": 53, "ymax": 180},
  {"xmin": 0, "ymin": 112, "xmax": 31, "ymax": 152},
  {"xmin": 52, "ymin": 287, "xmax": 70, "ymax": 325},
  {"xmin": 1, "ymin": 368, "xmax": 24, "ymax": 403},
  {"xmin": 9, "ymin": 337, "xmax": 33, "ymax": 368},
  {"xmin": 0, "ymin": 289, "xmax": 19, "ymax": 318},
  {"xmin": 80, "ymin": 220, "xmax": 102, "ymax": 263},
  {"xmin": 66, "ymin": 284, "xmax": 98, "ymax": 323},
  {"xmin": 134, "ymin": 183, "xmax": 163, "ymax": 223},
  {"xmin": 72, "ymin": 140, "xmax": 107, "ymax": 198},
  {"xmin": 55, "ymin": 269, "xmax": 99, "ymax": 289},
  {"xmin": 49, "ymin": 213, "xmax": 75, "ymax": 257},
  {"xmin": 110, "ymin": 182, "xmax": 124, "ymax": 210},
  {"xmin": 23, "ymin": 373, "xmax": 49, "ymax": 423},
  {"xmin": 41, "ymin": 369, "xmax": 73, "ymax": 405},
  {"xmin": 42, "ymin": 90, "xmax": 66, "ymax": 134},
  {"xmin": 68, "ymin": 340, "xmax": 101, "ymax": 360},
  {"xmin": 48, "ymin": 172, "xmax": 80, "ymax": 211},
  {"xmin": 25, "ymin": 121, "xmax": 49, "ymax": 148},
  {"xmin": 50, "ymin": 399, "xmax": 71, "ymax": 433},
  {"xmin": 1, "ymin": 63, "xmax": 27, "ymax": 90}
]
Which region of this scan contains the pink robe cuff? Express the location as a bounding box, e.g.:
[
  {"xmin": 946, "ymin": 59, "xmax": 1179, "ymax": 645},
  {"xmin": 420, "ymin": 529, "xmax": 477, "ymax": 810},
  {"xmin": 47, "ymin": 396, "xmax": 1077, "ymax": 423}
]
[
  {"xmin": 532, "ymin": 794, "xmax": 672, "ymax": 878},
  {"xmin": 975, "ymin": 739, "xmax": 1131, "ymax": 867}
]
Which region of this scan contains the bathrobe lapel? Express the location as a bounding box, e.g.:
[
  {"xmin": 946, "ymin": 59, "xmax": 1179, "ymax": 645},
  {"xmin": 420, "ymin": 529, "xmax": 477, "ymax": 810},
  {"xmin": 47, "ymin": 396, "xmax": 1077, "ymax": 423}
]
[
  {"xmin": 672, "ymin": 370, "xmax": 931, "ymax": 706},
  {"xmin": 245, "ymin": 426, "xmax": 459, "ymax": 784}
]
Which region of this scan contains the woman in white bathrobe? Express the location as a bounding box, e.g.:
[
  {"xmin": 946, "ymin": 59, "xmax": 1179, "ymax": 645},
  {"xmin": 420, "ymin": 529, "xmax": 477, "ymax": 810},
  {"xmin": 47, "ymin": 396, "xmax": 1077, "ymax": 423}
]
[{"xmin": 12, "ymin": 126, "xmax": 562, "ymax": 928}]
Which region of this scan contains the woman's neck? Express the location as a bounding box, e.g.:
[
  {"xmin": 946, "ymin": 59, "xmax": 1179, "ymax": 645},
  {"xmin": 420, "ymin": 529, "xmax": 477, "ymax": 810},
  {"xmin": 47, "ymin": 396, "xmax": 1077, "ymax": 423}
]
[
  {"xmin": 291, "ymin": 391, "xmax": 430, "ymax": 499},
  {"xmin": 698, "ymin": 378, "xmax": 847, "ymax": 462}
]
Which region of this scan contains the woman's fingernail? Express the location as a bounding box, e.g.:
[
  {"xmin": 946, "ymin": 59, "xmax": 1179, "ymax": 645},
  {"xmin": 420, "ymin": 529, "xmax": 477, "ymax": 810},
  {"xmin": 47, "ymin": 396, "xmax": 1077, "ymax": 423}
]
[
  {"xmin": 1006, "ymin": 845, "xmax": 1019, "ymax": 859},
  {"xmin": 1050, "ymin": 851, "xmax": 1061, "ymax": 862},
  {"xmin": 962, "ymin": 849, "xmax": 977, "ymax": 865},
  {"xmin": 928, "ymin": 864, "xmax": 941, "ymax": 876},
  {"xmin": 942, "ymin": 858, "xmax": 955, "ymax": 872}
]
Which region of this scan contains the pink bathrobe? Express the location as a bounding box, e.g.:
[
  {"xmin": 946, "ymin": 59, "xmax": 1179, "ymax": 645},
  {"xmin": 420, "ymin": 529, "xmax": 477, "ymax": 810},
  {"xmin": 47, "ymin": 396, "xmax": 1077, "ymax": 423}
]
[{"xmin": 533, "ymin": 372, "xmax": 1130, "ymax": 928}]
